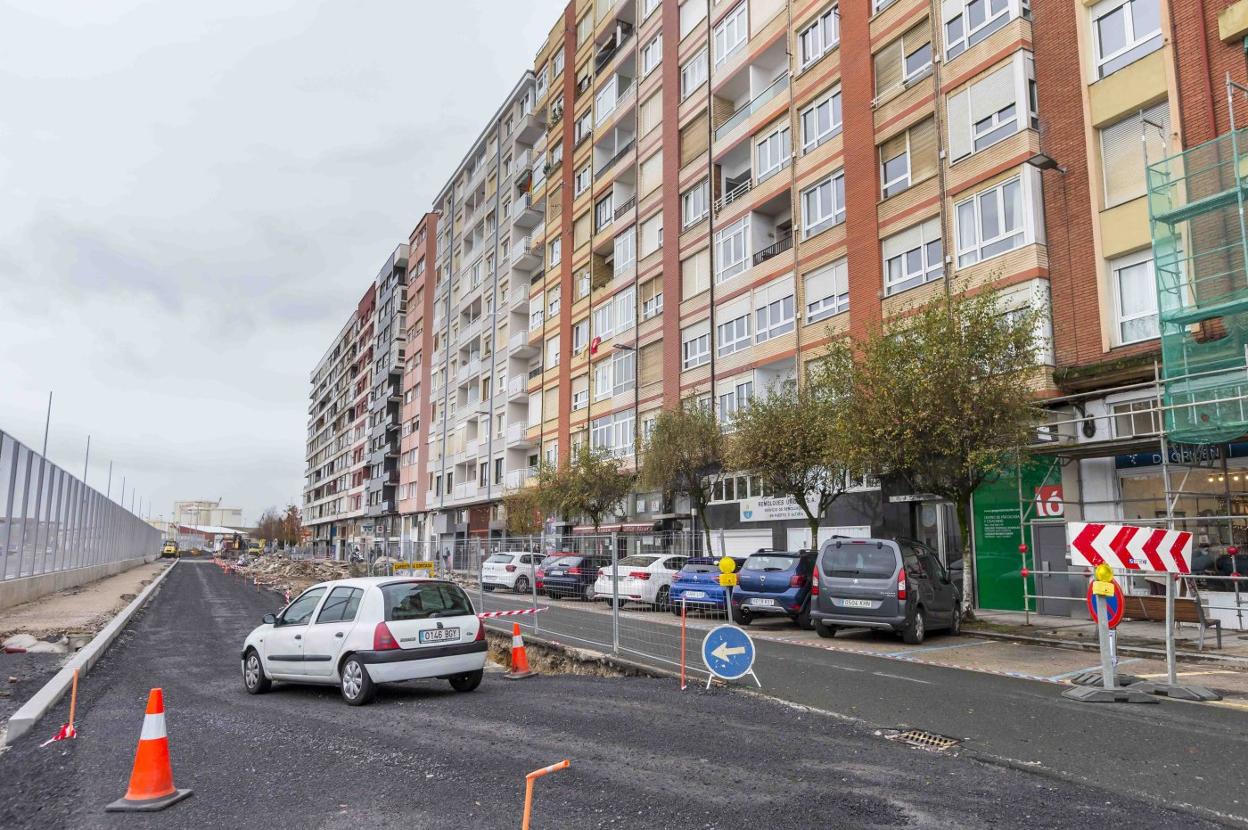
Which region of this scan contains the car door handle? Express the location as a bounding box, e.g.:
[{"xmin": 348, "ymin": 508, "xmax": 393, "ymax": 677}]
[{"xmin": 335, "ymin": 632, "xmax": 344, "ymax": 638}]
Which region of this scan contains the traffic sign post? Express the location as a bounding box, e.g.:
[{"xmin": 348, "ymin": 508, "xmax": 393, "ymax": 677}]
[
  {"xmin": 701, "ymin": 625, "xmax": 760, "ymax": 689},
  {"xmin": 1062, "ymin": 564, "xmax": 1155, "ymax": 704}
]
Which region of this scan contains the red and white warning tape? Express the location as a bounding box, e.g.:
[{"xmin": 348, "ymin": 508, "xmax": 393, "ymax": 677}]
[
  {"xmin": 478, "ymin": 607, "xmax": 548, "ymax": 619},
  {"xmin": 40, "ymin": 722, "xmax": 76, "ymax": 747}
]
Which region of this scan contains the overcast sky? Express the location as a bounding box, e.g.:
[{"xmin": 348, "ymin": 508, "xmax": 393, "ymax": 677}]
[{"xmin": 0, "ymin": 0, "xmax": 565, "ymax": 525}]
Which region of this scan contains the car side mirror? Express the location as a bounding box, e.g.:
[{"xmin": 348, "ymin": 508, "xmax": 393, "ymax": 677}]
[{"xmin": 263, "ymin": 613, "xmax": 277, "ymax": 625}]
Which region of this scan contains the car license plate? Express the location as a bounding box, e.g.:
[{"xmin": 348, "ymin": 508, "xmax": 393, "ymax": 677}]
[
  {"xmin": 419, "ymin": 627, "xmax": 461, "ymax": 644},
  {"xmin": 841, "ymin": 599, "xmax": 873, "ymax": 608},
  {"xmin": 549, "ymin": 570, "xmax": 565, "ymax": 576},
  {"xmin": 685, "ymin": 591, "xmax": 707, "ymax": 599},
  {"xmin": 751, "ymin": 598, "xmax": 776, "ymax": 606}
]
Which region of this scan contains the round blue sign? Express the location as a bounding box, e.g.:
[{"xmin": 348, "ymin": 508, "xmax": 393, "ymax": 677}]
[{"xmin": 701, "ymin": 624, "xmax": 756, "ymax": 680}]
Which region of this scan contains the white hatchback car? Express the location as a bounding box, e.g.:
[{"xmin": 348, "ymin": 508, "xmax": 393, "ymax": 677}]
[
  {"xmin": 480, "ymin": 551, "xmax": 545, "ymax": 594},
  {"xmin": 240, "ymin": 577, "xmax": 487, "ymax": 705},
  {"xmin": 592, "ymin": 554, "xmax": 688, "ymax": 609}
]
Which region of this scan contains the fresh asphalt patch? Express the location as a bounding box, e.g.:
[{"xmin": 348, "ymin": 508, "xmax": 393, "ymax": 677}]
[{"xmin": 0, "ymin": 561, "xmax": 1232, "ymax": 829}]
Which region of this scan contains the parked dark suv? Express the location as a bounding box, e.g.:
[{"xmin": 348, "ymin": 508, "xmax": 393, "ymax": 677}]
[
  {"xmin": 811, "ymin": 538, "xmax": 960, "ymax": 644},
  {"xmin": 539, "ymin": 553, "xmax": 612, "ymax": 601},
  {"xmin": 731, "ymin": 549, "xmax": 816, "ymax": 628}
]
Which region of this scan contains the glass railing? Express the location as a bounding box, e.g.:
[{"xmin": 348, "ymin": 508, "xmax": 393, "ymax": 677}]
[{"xmin": 714, "ymin": 71, "xmax": 790, "ymax": 142}]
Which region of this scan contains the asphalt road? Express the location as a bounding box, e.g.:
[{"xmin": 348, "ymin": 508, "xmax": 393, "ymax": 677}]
[
  {"xmin": 0, "ymin": 562, "xmax": 1235, "ymax": 829},
  {"xmin": 479, "ymin": 589, "xmax": 1248, "ymax": 825}
]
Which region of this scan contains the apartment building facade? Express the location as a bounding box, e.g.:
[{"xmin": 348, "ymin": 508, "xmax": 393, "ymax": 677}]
[{"xmin": 304, "ymin": 246, "xmax": 408, "ymax": 557}]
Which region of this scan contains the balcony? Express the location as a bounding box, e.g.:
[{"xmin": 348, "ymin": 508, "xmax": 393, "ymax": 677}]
[
  {"xmin": 594, "ymin": 20, "xmax": 633, "ymax": 72},
  {"xmin": 504, "ymin": 466, "xmax": 538, "ymax": 490},
  {"xmin": 595, "ymin": 74, "xmax": 634, "ymax": 127},
  {"xmin": 595, "ymin": 138, "xmax": 635, "ymax": 178},
  {"xmin": 509, "ymin": 329, "xmax": 538, "ymax": 359},
  {"xmin": 614, "ymin": 195, "xmax": 637, "ymax": 220},
  {"xmin": 512, "ymin": 192, "xmax": 543, "ymax": 229},
  {"xmin": 752, "ymin": 233, "xmax": 793, "ymax": 266},
  {"xmin": 713, "ymin": 172, "xmax": 754, "ymax": 214},
  {"xmin": 506, "ymin": 422, "xmax": 536, "ymax": 449},
  {"xmin": 506, "ymin": 373, "xmax": 529, "ymax": 401},
  {"xmin": 511, "ymin": 237, "xmax": 542, "ymax": 270},
  {"xmin": 715, "ymin": 72, "xmax": 790, "ymax": 143},
  {"xmin": 515, "ymin": 108, "xmax": 544, "ymax": 144}
]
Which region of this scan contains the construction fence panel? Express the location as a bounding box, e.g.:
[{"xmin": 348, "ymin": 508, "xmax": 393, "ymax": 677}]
[{"xmin": 0, "ymin": 429, "xmax": 159, "ymax": 581}]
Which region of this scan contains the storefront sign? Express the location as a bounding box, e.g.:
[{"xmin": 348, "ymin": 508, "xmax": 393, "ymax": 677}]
[
  {"xmin": 1115, "ymin": 441, "xmax": 1248, "ymax": 469},
  {"xmin": 739, "ymin": 496, "xmax": 809, "ymax": 522}
]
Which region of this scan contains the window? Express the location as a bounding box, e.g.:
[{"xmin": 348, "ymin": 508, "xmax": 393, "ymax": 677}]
[
  {"xmin": 801, "ymin": 171, "xmax": 845, "ymax": 237},
  {"xmin": 955, "ymin": 171, "xmax": 1041, "ymax": 266},
  {"xmin": 643, "ymin": 0, "xmax": 661, "ymax": 18},
  {"xmin": 614, "ymin": 285, "xmax": 636, "ymax": 334},
  {"xmin": 1111, "ymin": 250, "xmax": 1159, "ymax": 344},
  {"xmin": 715, "ymin": 216, "xmax": 750, "ymax": 282},
  {"xmin": 640, "ymin": 93, "xmax": 663, "ymax": 134},
  {"xmin": 279, "ymin": 588, "xmax": 326, "ymax": 626},
  {"xmin": 381, "ymin": 582, "xmax": 472, "ymax": 621},
  {"xmin": 944, "ymin": 0, "xmax": 1022, "ymax": 60},
  {"xmin": 596, "ymin": 77, "xmax": 621, "ymax": 125},
  {"xmin": 1100, "ymin": 101, "xmax": 1169, "ymax": 208},
  {"xmin": 595, "ymin": 194, "xmax": 614, "ymax": 230},
  {"xmin": 755, "ymin": 284, "xmax": 796, "ymax": 343},
  {"xmin": 575, "ymin": 110, "xmax": 593, "ymax": 144},
  {"xmin": 614, "ymin": 227, "xmax": 636, "ymax": 275},
  {"xmin": 642, "ymin": 33, "xmax": 663, "ymax": 76},
  {"xmin": 316, "ymin": 587, "xmax": 362, "ymax": 624},
  {"xmin": 756, "ymin": 126, "xmax": 791, "ymax": 181},
  {"xmin": 800, "ymin": 86, "xmax": 842, "ymax": 153},
  {"xmin": 640, "ymin": 278, "xmax": 664, "ymax": 320},
  {"xmin": 553, "ymin": 49, "xmax": 565, "ymax": 77},
  {"xmin": 718, "ymin": 380, "xmax": 754, "ymax": 428},
  {"xmin": 591, "ymin": 409, "xmax": 636, "ymax": 458},
  {"xmin": 593, "ymin": 349, "xmax": 636, "ymax": 400},
  {"xmin": 1112, "ymin": 398, "xmax": 1161, "ymax": 438},
  {"xmin": 535, "ymin": 66, "xmax": 548, "ymax": 100},
  {"xmin": 682, "ymin": 323, "xmax": 711, "ymax": 369},
  {"xmin": 799, "ymin": 6, "xmax": 840, "ymax": 68},
  {"xmin": 873, "ymin": 0, "xmax": 897, "ymax": 10},
  {"xmin": 1092, "ymin": 0, "xmax": 1162, "ymax": 79},
  {"xmin": 573, "ymin": 386, "xmax": 589, "ymax": 411},
  {"xmin": 880, "ymin": 137, "xmax": 909, "ymax": 199},
  {"xmin": 640, "ymin": 213, "xmax": 663, "ymax": 258},
  {"xmin": 548, "ymin": 236, "xmax": 562, "ymax": 265},
  {"xmin": 683, "ymin": 179, "xmax": 709, "ymax": 227},
  {"xmin": 717, "ymin": 310, "xmax": 752, "ymax": 356},
  {"xmin": 573, "ymin": 319, "xmax": 589, "ymax": 353},
  {"xmin": 879, "ymin": 118, "xmax": 936, "ymax": 198},
  {"xmin": 714, "ymin": 2, "xmax": 747, "ymax": 65},
  {"xmin": 639, "ymin": 150, "xmax": 663, "ymax": 195},
  {"xmin": 681, "ymin": 48, "xmax": 709, "ymax": 99},
  {"xmin": 680, "ymin": 0, "xmax": 708, "ymax": 38},
  {"xmin": 946, "ymin": 54, "xmax": 1034, "ymax": 162},
  {"xmin": 548, "ymin": 290, "xmax": 561, "ymax": 317},
  {"xmin": 576, "ymin": 269, "xmax": 591, "ymax": 299},
  {"xmin": 682, "ymin": 249, "xmax": 710, "ymax": 299},
  {"xmin": 544, "ymin": 441, "xmax": 559, "ymax": 467},
  {"xmin": 804, "ymin": 258, "xmax": 849, "ymax": 322},
  {"xmin": 681, "ymin": 112, "xmax": 709, "ymax": 166},
  {"xmin": 577, "ymin": 14, "xmax": 592, "ymax": 44},
  {"xmin": 883, "ymin": 217, "xmax": 944, "ymax": 295},
  {"xmin": 875, "ymin": 22, "xmax": 931, "ymax": 97}
]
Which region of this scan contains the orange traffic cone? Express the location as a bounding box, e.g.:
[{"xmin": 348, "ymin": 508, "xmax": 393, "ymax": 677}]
[
  {"xmin": 505, "ymin": 623, "xmax": 536, "ymax": 680},
  {"xmin": 105, "ymin": 688, "xmax": 192, "ymax": 812}
]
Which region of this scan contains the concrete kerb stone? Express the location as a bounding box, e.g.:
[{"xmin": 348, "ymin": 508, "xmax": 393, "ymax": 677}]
[
  {"xmin": 3, "ymin": 559, "xmax": 179, "ymax": 746},
  {"xmin": 966, "ymin": 626, "xmax": 1248, "ymax": 668}
]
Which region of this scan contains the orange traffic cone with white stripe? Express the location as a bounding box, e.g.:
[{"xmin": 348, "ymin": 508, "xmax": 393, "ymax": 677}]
[
  {"xmin": 504, "ymin": 623, "xmax": 535, "ymax": 680},
  {"xmin": 105, "ymin": 688, "xmax": 192, "ymax": 812}
]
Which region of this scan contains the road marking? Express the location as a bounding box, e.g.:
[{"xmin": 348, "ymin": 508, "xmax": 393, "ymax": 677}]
[
  {"xmin": 1207, "ymin": 698, "xmax": 1248, "ymax": 712},
  {"xmin": 883, "ymin": 639, "xmax": 994, "ymax": 658},
  {"xmin": 1046, "ymin": 659, "xmax": 1141, "ymax": 682},
  {"xmin": 1137, "ymin": 670, "xmax": 1236, "ymax": 679},
  {"xmin": 872, "ymin": 671, "xmax": 932, "ymax": 685}
]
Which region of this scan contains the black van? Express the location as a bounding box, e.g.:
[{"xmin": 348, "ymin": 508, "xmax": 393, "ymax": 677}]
[{"xmin": 811, "ymin": 538, "xmax": 961, "ymax": 645}]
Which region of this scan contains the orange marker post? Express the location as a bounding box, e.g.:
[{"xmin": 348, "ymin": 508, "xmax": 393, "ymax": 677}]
[
  {"xmin": 521, "ymin": 759, "xmax": 569, "ymax": 830},
  {"xmin": 679, "ymin": 597, "xmax": 687, "ymax": 691},
  {"xmin": 68, "ymin": 668, "xmax": 78, "ymax": 732}
]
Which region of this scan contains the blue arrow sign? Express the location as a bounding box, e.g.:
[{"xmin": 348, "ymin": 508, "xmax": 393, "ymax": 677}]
[{"xmin": 701, "ymin": 624, "xmax": 756, "ymax": 680}]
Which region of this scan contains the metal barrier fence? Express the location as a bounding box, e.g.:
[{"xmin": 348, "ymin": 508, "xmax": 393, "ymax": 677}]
[{"xmin": 0, "ymin": 429, "xmax": 158, "ymax": 581}]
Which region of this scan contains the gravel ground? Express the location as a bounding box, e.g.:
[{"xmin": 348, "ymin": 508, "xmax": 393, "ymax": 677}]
[{"xmin": 0, "ymin": 562, "xmax": 1231, "ymax": 829}]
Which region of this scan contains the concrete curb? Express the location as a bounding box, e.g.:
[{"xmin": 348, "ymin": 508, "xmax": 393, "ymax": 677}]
[
  {"xmin": 967, "ymin": 626, "xmax": 1248, "ymax": 667},
  {"xmin": 3, "ymin": 559, "xmax": 179, "ymax": 746}
]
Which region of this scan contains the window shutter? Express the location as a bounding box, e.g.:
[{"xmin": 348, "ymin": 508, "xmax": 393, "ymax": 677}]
[
  {"xmin": 640, "ymin": 93, "xmax": 663, "ymax": 135},
  {"xmin": 640, "ymin": 277, "xmax": 661, "ymax": 304},
  {"xmin": 903, "ymin": 21, "xmax": 929, "ymax": 52},
  {"xmin": 805, "ymin": 259, "xmax": 846, "ymax": 301},
  {"xmin": 681, "ymin": 112, "xmax": 709, "ymax": 167},
  {"xmin": 639, "ymin": 341, "xmax": 663, "ymax": 386},
  {"xmin": 874, "ymin": 39, "xmax": 903, "ymax": 96},
  {"xmin": 572, "ymin": 373, "xmax": 589, "ymax": 398},
  {"xmin": 909, "ymin": 118, "xmax": 938, "ymax": 181},
  {"xmin": 970, "ymin": 63, "xmax": 1016, "ymax": 124},
  {"xmin": 882, "ymin": 220, "xmax": 928, "ymax": 262},
  {"xmin": 879, "ymin": 132, "xmax": 907, "ymax": 166},
  {"xmin": 574, "ymin": 211, "xmax": 592, "ymax": 248},
  {"xmin": 640, "ymin": 213, "xmax": 663, "ymax": 256},
  {"xmin": 682, "ymin": 249, "xmax": 710, "ymax": 299},
  {"xmin": 679, "ymin": 0, "xmax": 707, "ymax": 38},
  {"xmin": 946, "ymin": 87, "xmax": 972, "ymax": 161},
  {"xmin": 640, "ymin": 149, "xmax": 663, "ymax": 195},
  {"xmin": 543, "ymin": 387, "xmax": 559, "ymax": 418},
  {"xmin": 1101, "ymin": 101, "xmax": 1169, "ymax": 208}
]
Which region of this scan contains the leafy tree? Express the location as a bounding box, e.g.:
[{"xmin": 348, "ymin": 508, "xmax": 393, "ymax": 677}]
[
  {"xmin": 279, "ymin": 505, "xmax": 303, "ymax": 547},
  {"xmin": 821, "ymin": 287, "xmax": 1043, "ymax": 613},
  {"xmin": 502, "ymin": 486, "xmax": 543, "ymax": 537},
  {"xmin": 255, "ymin": 508, "xmax": 283, "ymax": 546},
  {"xmin": 534, "ymin": 448, "xmax": 635, "ymax": 542},
  {"xmin": 728, "ymin": 380, "xmax": 857, "ymax": 547},
  {"xmin": 639, "ymin": 400, "xmax": 726, "ymax": 554},
  {"xmin": 534, "ymin": 460, "xmax": 578, "ymax": 525}
]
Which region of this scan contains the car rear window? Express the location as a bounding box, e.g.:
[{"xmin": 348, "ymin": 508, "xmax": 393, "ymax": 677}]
[
  {"xmin": 381, "ymin": 582, "xmax": 473, "ymax": 621},
  {"xmin": 485, "ymin": 554, "xmax": 514, "ymax": 564},
  {"xmin": 744, "ymin": 554, "xmax": 798, "ymax": 572},
  {"xmin": 617, "ymin": 555, "xmax": 659, "ymax": 567},
  {"xmin": 821, "ymin": 544, "xmax": 898, "ymax": 579},
  {"xmin": 680, "ymin": 563, "xmax": 719, "ymax": 574}
]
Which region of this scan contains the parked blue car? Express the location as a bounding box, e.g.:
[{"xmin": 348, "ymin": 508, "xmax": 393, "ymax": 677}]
[
  {"xmin": 668, "ymin": 557, "xmax": 748, "ymax": 615},
  {"xmin": 731, "ymin": 549, "xmax": 817, "ymax": 629}
]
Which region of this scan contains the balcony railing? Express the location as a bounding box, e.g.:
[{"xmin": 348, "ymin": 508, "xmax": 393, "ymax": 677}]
[
  {"xmin": 714, "ymin": 71, "xmax": 791, "ymax": 142},
  {"xmin": 752, "ymin": 233, "xmax": 793, "ymax": 266},
  {"xmin": 594, "ymin": 21, "xmax": 633, "ymax": 72},
  {"xmin": 712, "ymin": 175, "xmax": 754, "ymax": 214},
  {"xmin": 614, "ymin": 195, "xmax": 637, "ymax": 219},
  {"xmin": 595, "ymin": 139, "xmax": 635, "ymax": 177}
]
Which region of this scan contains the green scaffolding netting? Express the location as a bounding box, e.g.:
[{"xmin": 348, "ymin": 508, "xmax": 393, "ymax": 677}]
[{"xmin": 1148, "ymin": 127, "xmax": 1248, "ymax": 444}]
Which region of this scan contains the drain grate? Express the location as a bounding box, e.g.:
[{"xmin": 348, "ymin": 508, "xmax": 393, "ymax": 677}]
[{"xmin": 887, "ymin": 729, "xmax": 960, "ymax": 751}]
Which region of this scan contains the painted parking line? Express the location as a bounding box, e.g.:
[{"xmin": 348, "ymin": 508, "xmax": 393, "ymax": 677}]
[
  {"xmin": 883, "ymin": 639, "xmax": 995, "ymax": 658},
  {"xmin": 872, "ymin": 671, "xmax": 932, "ymax": 685},
  {"xmin": 1046, "ymin": 659, "xmax": 1141, "ymax": 682}
]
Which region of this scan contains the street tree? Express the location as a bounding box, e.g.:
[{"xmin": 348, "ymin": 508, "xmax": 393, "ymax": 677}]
[
  {"xmin": 821, "ymin": 287, "xmax": 1043, "ymax": 613},
  {"xmin": 502, "ymin": 486, "xmax": 543, "ymax": 537},
  {"xmin": 279, "ymin": 505, "xmax": 303, "ymax": 547},
  {"xmin": 728, "ymin": 380, "xmax": 858, "ymax": 547},
  {"xmin": 534, "ymin": 448, "xmax": 635, "ymax": 549},
  {"xmin": 639, "ymin": 400, "xmax": 726, "ymax": 554}
]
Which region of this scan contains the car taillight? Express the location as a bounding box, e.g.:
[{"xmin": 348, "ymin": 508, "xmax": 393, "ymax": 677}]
[
  {"xmin": 811, "ymin": 569, "xmax": 820, "ymax": 596},
  {"xmin": 505, "ymin": 564, "xmax": 517, "ymax": 572},
  {"xmin": 536, "ymin": 570, "xmax": 545, "ymax": 579},
  {"xmin": 897, "ymin": 570, "xmax": 907, "ymax": 601},
  {"xmin": 629, "ymin": 571, "xmax": 650, "ymax": 580},
  {"xmin": 789, "ymin": 574, "xmax": 807, "ymax": 588},
  {"xmin": 474, "ymin": 621, "xmax": 485, "ymax": 642},
  {"xmin": 567, "ymin": 567, "xmax": 583, "ymax": 575},
  {"xmin": 373, "ymin": 622, "xmax": 399, "ymax": 651}
]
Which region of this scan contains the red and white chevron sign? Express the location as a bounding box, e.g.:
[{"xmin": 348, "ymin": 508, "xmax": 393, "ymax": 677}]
[{"xmin": 1066, "ymin": 521, "xmax": 1192, "ymax": 573}]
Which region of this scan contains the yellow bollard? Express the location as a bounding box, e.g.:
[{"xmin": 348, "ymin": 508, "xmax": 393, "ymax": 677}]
[{"xmin": 521, "ymin": 759, "xmax": 569, "ymax": 830}]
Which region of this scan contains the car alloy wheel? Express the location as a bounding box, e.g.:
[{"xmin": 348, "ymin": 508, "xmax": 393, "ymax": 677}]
[
  {"xmin": 244, "ymin": 654, "xmax": 260, "ymax": 689},
  {"xmin": 514, "ymin": 576, "xmax": 529, "ymax": 594},
  {"xmin": 342, "ymin": 660, "xmax": 363, "ymax": 699}
]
